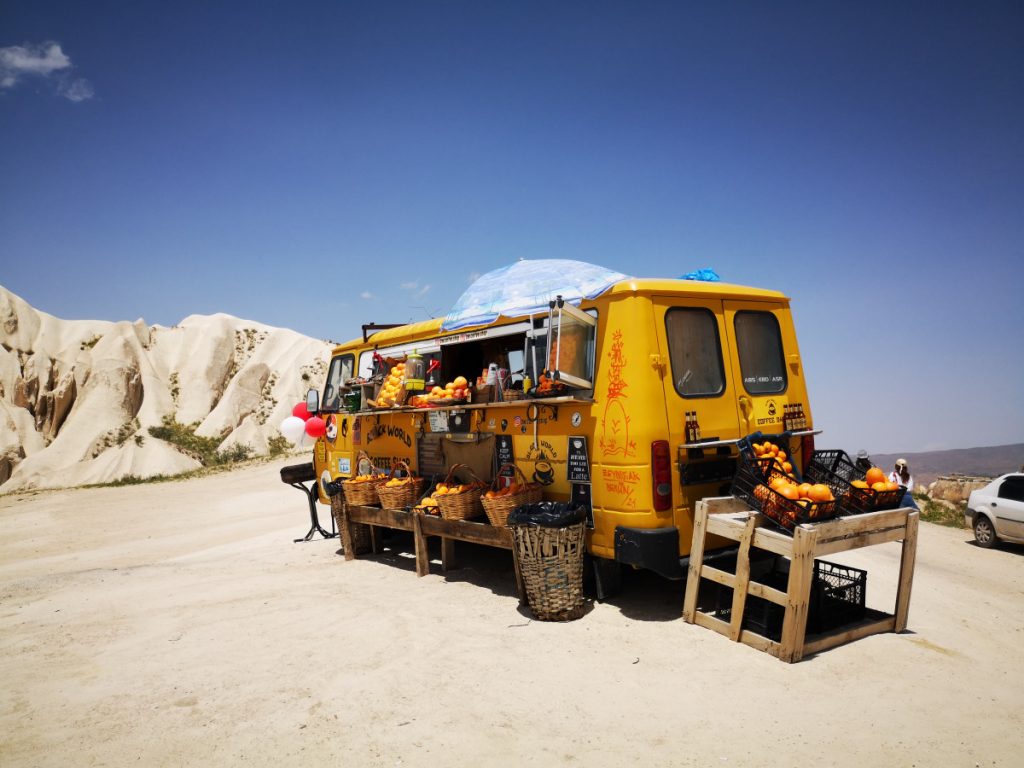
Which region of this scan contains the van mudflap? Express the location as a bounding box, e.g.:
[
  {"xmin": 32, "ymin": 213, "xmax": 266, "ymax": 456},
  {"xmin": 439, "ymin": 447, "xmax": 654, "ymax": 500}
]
[{"xmin": 614, "ymin": 526, "xmax": 685, "ymax": 580}]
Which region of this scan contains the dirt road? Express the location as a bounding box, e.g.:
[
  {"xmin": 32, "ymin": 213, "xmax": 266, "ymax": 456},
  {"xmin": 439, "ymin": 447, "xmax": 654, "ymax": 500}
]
[{"xmin": 2, "ymin": 458, "xmax": 1021, "ymax": 766}]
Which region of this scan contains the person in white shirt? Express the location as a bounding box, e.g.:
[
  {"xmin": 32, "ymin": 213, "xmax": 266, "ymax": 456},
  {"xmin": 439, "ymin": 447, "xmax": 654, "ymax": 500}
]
[{"xmin": 889, "ymin": 458, "xmax": 917, "ymax": 509}]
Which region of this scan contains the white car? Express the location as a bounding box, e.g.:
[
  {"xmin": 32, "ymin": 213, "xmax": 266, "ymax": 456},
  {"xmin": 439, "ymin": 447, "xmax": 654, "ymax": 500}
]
[{"xmin": 965, "ymin": 473, "xmax": 1024, "ymax": 548}]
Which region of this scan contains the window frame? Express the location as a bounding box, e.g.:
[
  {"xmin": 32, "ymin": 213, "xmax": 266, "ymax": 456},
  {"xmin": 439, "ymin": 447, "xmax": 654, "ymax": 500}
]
[
  {"xmin": 733, "ymin": 309, "xmax": 788, "ymax": 396},
  {"xmin": 320, "ymin": 353, "xmax": 355, "ymax": 413},
  {"xmin": 997, "ymin": 476, "xmax": 1024, "ymax": 503},
  {"xmin": 664, "ymin": 306, "xmax": 727, "ymax": 399}
]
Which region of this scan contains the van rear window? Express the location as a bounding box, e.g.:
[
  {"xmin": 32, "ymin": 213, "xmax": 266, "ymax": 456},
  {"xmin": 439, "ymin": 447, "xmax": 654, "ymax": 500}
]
[
  {"xmin": 734, "ymin": 311, "xmax": 787, "ymax": 394},
  {"xmin": 665, "ymin": 308, "xmax": 725, "ymax": 398}
]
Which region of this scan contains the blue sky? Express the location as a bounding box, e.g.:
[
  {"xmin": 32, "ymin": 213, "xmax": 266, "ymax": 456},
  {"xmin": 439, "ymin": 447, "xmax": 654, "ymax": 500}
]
[{"xmin": 2, "ymin": 1, "xmax": 1022, "ymax": 455}]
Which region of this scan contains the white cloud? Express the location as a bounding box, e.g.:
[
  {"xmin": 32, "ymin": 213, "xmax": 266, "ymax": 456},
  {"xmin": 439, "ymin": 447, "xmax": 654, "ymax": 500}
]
[
  {"xmin": 0, "ymin": 41, "xmax": 94, "ymax": 102},
  {"xmin": 60, "ymin": 77, "xmax": 94, "ymax": 103},
  {"xmin": 399, "ymin": 280, "xmax": 432, "ymax": 298},
  {"xmin": 360, "ymin": 291, "xmax": 374, "ymax": 300}
]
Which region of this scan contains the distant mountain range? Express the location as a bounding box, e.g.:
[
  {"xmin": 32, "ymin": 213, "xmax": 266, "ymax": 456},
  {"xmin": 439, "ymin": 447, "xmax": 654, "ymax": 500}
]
[{"xmin": 871, "ymin": 444, "xmax": 1024, "ymax": 488}]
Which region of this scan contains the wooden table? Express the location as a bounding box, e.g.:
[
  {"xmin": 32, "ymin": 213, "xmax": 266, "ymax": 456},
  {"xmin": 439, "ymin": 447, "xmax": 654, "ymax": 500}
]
[
  {"xmin": 682, "ymin": 497, "xmax": 919, "ymax": 663},
  {"xmin": 338, "ymin": 502, "xmax": 525, "ymax": 599}
]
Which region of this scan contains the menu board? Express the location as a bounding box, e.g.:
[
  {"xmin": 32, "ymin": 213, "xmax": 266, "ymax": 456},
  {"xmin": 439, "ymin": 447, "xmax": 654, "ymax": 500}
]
[
  {"xmin": 567, "ymin": 436, "xmax": 591, "ymax": 483},
  {"xmin": 495, "ymin": 434, "xmax": 515, "ymax": 478}
]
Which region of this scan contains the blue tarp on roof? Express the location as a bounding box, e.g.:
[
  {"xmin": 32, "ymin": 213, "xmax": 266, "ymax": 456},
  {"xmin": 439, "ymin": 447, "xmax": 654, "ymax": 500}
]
[{"xmin": 442, "ymin": 259, "xmax": 630, "ymax": 331}]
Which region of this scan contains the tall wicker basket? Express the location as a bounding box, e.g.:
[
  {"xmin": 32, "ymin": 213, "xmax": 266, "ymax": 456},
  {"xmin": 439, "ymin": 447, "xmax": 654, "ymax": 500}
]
[
  {"xmin": 510, "ymin": 521, "xmax": 586, "ymax": 621},
  {"xmin": 376, "ymin": 460, "xmax": 425, "ymax": 510},
  {"xmin": 480, "ymin": 464, "xmax": 543, "ymax": 527},
  {"xmin": 330, "ymin": 493, "xmax": 371, "ymax": 554}
]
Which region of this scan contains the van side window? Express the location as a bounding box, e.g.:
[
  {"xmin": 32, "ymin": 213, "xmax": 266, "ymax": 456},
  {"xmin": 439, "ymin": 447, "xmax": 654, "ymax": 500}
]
[
  {"xmin": 734, "ymin": 311, "xmax": 787, "ymax": 394},
  {"xmin": 665, "ymin": 308, "xmax": 725, "ymax": 397}
]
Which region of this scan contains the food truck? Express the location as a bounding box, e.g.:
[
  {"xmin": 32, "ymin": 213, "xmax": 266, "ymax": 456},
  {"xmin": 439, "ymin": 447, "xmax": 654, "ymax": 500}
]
[{"xmin": 305, "ymin": 259, "xmax": 818, "ymax": 579}]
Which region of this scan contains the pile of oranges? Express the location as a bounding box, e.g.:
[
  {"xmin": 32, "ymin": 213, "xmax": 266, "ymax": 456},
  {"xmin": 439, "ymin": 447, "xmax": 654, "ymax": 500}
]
[
  {"xmin": 428, "ymin": 375, "xmax": 470, "ymax": 401},
  {"xmin": 854, "ymin": 466, "xmax": 901, "ymax": 493},
  {"xmin": 751, "ymin": 441, "xmax": 794, "ymax": 475},
  {"xmin": 415, "ymin": 480, "xmax": 485, "ymax": 515},
  {"xmin": 346, "ymin": 474, "xmax": 381, "ymax": 485},
  {"xmin": 383, "ymin": 476, "xmax": 414, "ymax": 488},
  {"xmin": 484, "ymin": 482, "xmax": 529, "ymax": 500},
  {"xmin": 375, "ymin": 363, "xmax": 406, "ymax": 408}
]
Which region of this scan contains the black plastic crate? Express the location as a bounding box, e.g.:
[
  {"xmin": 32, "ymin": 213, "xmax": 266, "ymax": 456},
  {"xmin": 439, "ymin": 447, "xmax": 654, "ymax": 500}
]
[
  {"xmin": 805, "ymin": 450, "xmax": 906, "ymax": 516},
  {"xmin": 731, "ymin": 455, "xmax": 837, "ymax": 533},
  {"xmin": 706, "ymin": 559, "xmax": 866, "ymax": 641},
  {"xmin": 807, "ymin": 560, "xmax": 867, "ymax": 633}
]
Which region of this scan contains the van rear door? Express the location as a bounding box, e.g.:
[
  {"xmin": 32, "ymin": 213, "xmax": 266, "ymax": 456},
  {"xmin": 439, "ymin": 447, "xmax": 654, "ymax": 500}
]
[
  {"xmin": 721, "ymin": 300, "xmax": 799, "ymax": 438},
  {"xmin": 652, "ymin": 297, "xmax": 743, "ymax": 452}
]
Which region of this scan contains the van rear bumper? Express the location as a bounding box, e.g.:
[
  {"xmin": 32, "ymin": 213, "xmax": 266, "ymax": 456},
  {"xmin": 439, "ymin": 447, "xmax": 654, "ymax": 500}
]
[{"xmin": 614, "ymin": 526, "xmax": 685, "ymax": 580}]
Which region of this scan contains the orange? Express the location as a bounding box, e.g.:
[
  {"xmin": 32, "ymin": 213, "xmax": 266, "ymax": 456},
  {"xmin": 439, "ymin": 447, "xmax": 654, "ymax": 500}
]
[
  {"xmin": 453, "ymin": 375, "xmax": 468, "ymax": 389},
  {"xmin": 782, "ymin": 461, "xmax": 793, "ymax": 474},
  {"xmin": 871, "ymin": 481, "xmax": 889, "ymax": 492},
  {"xmin": 777, "ymin": 485, "xmax": 800, "ymax": 501},
  {"xmin": 865, "ymin": 467, "xmax": 886, "ymax": 486},
  {"xmin": 851, "ymin": 479, "xmax": 869, "ymax": 489},
  {"xmin": 770, "ymin": 476, "xmax": 789, "ymax": 491},
  {"xmin": 797, "ymin": 482, "xmax": 813, "ymax": 498},
  {"xmin": 777, "ymin": 450, "xmax": 787, "ymax": 461},
  {"xmin": 885, "ymin": 481, "xmax": 900, "ymax": 492},
  {"xmin": 808, "ymin": 484, "xmax": 833, "ymax": 502}
]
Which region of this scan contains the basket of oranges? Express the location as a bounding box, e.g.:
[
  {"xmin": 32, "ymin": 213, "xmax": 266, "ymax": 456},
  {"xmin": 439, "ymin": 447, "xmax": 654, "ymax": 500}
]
[
  {"xmin": 341, "ymin": 452, "xmax": 386, "ymax": 506},
  {"xmin": 433, "ymin": 464, "xmax": 488, "ymax": 521},
  {"xmin": 376, "ymin": 460, "xmax": 425, "ymax": 510},
  {"xmin": 804, "ymin": 450, "xmax": 905, "ymax": 515},
  {"xmin": 480, "ymin": 463, "xmax": 543, "ymax": 527}
]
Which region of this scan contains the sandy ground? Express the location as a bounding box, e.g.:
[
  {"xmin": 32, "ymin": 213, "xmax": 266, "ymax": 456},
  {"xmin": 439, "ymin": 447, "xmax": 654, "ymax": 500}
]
[{"xmin": 1, "ymin": 457, "xmax": 1021, "ymax": 767}]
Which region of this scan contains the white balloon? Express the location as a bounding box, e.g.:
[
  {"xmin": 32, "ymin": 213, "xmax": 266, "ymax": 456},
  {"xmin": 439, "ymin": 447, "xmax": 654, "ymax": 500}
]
[{"xmin": 279, "ymin": 416, "xmax": 306, "ymax": 444}]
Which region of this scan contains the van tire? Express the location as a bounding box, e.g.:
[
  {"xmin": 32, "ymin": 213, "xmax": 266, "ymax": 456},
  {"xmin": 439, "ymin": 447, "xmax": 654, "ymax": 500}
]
[{"xmin": 973, "ymin": 514, "xmax": 998, "ymax": 548}]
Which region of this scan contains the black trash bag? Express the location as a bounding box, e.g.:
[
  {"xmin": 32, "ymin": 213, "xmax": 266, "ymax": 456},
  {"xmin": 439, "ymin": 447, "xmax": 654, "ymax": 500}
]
[{"xmin": 507, "ymin": 501, "xmax": 587, "ymax": 528}]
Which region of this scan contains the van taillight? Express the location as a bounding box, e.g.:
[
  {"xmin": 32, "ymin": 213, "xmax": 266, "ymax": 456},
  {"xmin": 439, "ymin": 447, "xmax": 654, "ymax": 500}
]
[
  {"xmin": 800, "ymin": 434, "xmax": 816, "ymax": 474},
  {"xmin": 652, "ymin": 440, "xmax": 672, "ymax": 512}
]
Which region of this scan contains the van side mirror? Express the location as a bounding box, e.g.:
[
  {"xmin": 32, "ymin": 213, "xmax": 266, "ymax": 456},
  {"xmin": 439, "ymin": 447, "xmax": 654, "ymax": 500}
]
[{"xmin": 305, "ymin": 388, "xmax": 320, "ymax": 415}]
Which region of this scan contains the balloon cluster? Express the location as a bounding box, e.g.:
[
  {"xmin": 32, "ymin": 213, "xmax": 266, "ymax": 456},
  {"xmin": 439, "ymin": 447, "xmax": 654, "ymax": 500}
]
[{"xmin": 278, "ymin": 402, "xmax": 325, "ymax": 447}]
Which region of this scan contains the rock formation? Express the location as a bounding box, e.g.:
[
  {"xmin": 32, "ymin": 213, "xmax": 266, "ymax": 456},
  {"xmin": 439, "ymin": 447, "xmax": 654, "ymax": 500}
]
[{"xmin": 0, "ymin": 285, "xmax": 331, "ymax": 491}]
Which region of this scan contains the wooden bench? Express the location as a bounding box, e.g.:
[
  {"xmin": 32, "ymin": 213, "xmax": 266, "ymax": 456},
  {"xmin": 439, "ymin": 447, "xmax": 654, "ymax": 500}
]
[
  {"xmin": 338, "ymin": 502, "xmax": 525, "ymax": 600},
  {"xmin": 682, "ymin": 497, "xmax": 919, "ymax": 662}
]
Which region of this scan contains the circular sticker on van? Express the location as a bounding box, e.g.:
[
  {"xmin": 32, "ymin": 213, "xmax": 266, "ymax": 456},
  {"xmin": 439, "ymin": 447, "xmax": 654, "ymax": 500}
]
[{"xmin": 571, "ymin": 411, "xmax": 582, "ymax": 427}]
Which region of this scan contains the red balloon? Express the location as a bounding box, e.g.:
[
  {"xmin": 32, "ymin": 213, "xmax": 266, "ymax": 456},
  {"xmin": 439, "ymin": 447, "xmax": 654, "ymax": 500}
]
[
  {"xmin": 304, "ymin": 416, "xmax": 326, "ymax": 438},
  {"xmin": 292, "ymin": 402, "xmax": 311, "ymax": 420}
]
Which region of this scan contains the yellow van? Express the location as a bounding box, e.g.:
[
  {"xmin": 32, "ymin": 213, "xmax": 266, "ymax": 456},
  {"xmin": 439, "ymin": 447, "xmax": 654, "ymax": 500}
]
[{"xmin": 307, "ymin": 267, "xmax": 816, "ymax": 580}]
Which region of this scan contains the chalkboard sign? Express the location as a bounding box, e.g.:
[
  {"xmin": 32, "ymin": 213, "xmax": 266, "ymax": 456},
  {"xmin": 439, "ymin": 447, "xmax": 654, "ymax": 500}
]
[
  {"xmin": 495, "ymin": 434, "xmax": 515, "ymax": 478},
  {"xmin": 571, "ymin": 482, "xmax": 594, "ymax": 528},
  {"xmin": 567, "ymin": 435, "xmax": 591, "ymax": 483}
]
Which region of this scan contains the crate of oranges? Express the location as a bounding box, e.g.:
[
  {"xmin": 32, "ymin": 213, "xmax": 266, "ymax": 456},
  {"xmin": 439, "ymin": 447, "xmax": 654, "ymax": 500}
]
[
  {"xmin": 804, "ymin": 450, "xmax": 905, "ymax": 516},
  {"xmin": 731, "ymin": 454, "xmax": 838, "ymax": 533},
  {"xmin": 737, "ymin": 434, "xmax": 801, "ymax": 479}
]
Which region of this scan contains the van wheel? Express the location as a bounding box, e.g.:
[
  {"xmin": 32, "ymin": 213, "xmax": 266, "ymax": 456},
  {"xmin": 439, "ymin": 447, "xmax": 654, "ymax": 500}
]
[{"xmin": 973, "ymin": 515, "xmax": 997, "ymax": 548}]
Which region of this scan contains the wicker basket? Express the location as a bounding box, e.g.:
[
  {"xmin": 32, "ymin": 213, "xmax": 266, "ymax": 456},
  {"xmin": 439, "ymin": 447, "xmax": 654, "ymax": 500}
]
[
  {"xmin": 510, "ymin": 521, "xmax": 586, "ymax": 621},
  {"xmin": 330, "ymin": 493, "xmax": 371, "ymax": 554},
  {"xmin": 481, "ymin": 463, "xmax": 543, "ymax": 527},
  {"xmin": 436, "ymin": 463, "xmax": 486, "ymax": 521},
  {"xmin": 376, "ymin": 460, "xmax": 424, "ymax": 510},
  {"xmin": 341, "ymin": 451, "xmax": 385, "ymax": 506}
]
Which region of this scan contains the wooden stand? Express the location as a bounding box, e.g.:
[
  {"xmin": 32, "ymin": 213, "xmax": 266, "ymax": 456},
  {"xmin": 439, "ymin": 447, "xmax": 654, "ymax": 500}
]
[
  {"xmin": 339, "ymin": 501, "xmax": 525, "ymax": 601},
  {"xmin": 682, "ymin": 497, "xmax": 919, "ymax": 663}
]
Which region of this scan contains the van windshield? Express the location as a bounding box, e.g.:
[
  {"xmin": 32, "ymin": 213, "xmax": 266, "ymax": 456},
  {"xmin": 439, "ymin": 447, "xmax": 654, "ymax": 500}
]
[
  {"xmin": 734, "ymin": 311, "xmax": 786, "ymax": 394},
  {"xmin": 665, "ymin": 308, "xmax": 725, "ymax": 397}
]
